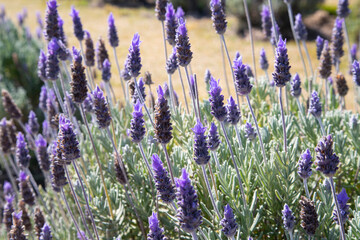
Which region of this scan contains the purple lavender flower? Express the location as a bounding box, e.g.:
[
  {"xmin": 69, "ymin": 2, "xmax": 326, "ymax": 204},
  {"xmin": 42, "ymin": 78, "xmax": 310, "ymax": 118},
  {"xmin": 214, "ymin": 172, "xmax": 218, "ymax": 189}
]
[
  {"xmin": 166, "ymin": 47, "xmax": 178, "ymax": 74},
  {"xmin": 233, "ymin": 56, "xmax": 253, "ymax": 95},
  {"xmin": 294, "ymin": 14, "xmax": 307, "ymax": 41},
  {"xmin": 165, "ymin": 3, "xmax": 178, "ymax": 46},
  {"xmin": 19, "ymin": 171, "xmax": 35, "ymax": 206},
  {"xmin": 36, "ymin": 134, "xmax": 50, "ymax": 172},
  {"xmin": 92, "ymin": 85, "xmax": 112, "ymax": 129},
  {"xmin": 315, "ymin": 135, "xmax": 339, "ymax": 177},
  {"xmin": 245, "ymin": 122, "xmax": 256, "ymax": 141},
  {"xmin": 319, "ymin": 40, "xmax": 332, "ymax": 79},
  {"xmin": 208, "ymin": 122, "xmax": 220, "ymax": 151},
  {"xmin": 282, "ymin": 204, "xmax": 295, "ymax": 232},
  {"xmin": 16, "ymin": 132, "xmax": 31, "ymax": 169},
  {"xmin": 0, "ymin": 5, "xmax": 5, "ymax": 21},
  {"xmin": 353, "ymin": 60, "xmax": 360, "ymax": 86},
  {"xmin": 44, "ymin": 0, "xmax": 59, "ymax": 41},
  {"xmin": 235, "ymin": 51, "xmax": 240, "ymax": 61},
  {"xmin": 205, "ymin": 69, "xmax": 212, "ymax": 85},
  {"xmin": 261, "ymin": 5, "xmax": 272, "ymax": 39},
  {"xmin": 36, "ymin": 11, "xmax": 43, "ymax": 29},
  {"xmin": 38, "ymin": 50, "xmax": 47, "ymax": 81},
  {"xmin": 57, "ymin": 114, "xmax": 80, "ymax": 164},
  {"xmin": 130, "ymin": 101, "xmax": 145, "ymax": 143},
  {"xmin": 176, "ymin": 168, "xmax": 202, "ymax": 233},
  {"xmin": 148, "ymin": 212, "xmax": 166, "ymax": 240},
  {"xmin": 337, "ymin": 0, "xmax": 351, "ymax": 18},
  {"xmin": 126, "ymin": 33, "xmax": 142, "ymax": 77},
  {"xmin": 17, "ymin": 12, "xmax": 24, "ymax": 26},
  {"xmin": 210, "ymin": 0, "xmax": 227, "ymax": 35},
  {"xmin": 270, "ymin": 21, "xmax": 280, "ymax": 47},
  {"xmin": 132, "ymin": 77, "xmax": 146, "ymax": 104},
  {"xmin": 0, "ymin": 118, "xmax": 12, "ymax": 154},
  {"xmin": 176, "ymin": 7, "xmax": 185, "ymax": 20},
  {"xmin": 3, "ymin": 181, "xmax": 12, "ymax": 196},
  {"xmin": 40, "ymin": 223, "xmax": 52, "ymax": 240},
  {"xmin": 298, "ymin": 149, "xmax": 313, "ymax": 180},
  {"xmin": 46, "ymin": 38, "xmax": 60, "ymax": 80},
  {"xmin": 3, "ymin": 195, "xmax": 14, "ymax": 232},
  {"xmin": 309, "ymin": 91, "xmax": 322, "ymax": 118},
  {"xmin": 70, "ymin": 6, "xmax": 84, "ymax": 41},
  {"xmin": 176, "ymin": 19, "xmax": 192, "ymax": 67},
  {"xmin": 77, "ymin": 231, "xmax": 88, "ymax": 240},
  {"xmin": 121, "ymin": 59, "xmax": 132, "ymax": 81},
  {"xmin": 108, "ymin": 13, "xmax": 119, "ymax": 48},
  {"xmin": 154, "ymin": 86, "xmax": 173, "ymax": 144},
  {"xmin": 331, "ymin": 17, "xmax": 344, "ymax": 67},
  {"xmin": 84, "ymin": 31, "xmax": 94, "ymax": 67},
  {"xmin": 273, "ymin": 37, "xmax": 291, "ymax": 87},
  {"xmin": 27, "ymin": 111, "xmax": 39, "ymax": 135},
  {"xmin": 102, "ymin": 59, "xmax": 111, "ymax": 82},
  {"xmin": 290, "ymin": 73, "xmax": 301, "ymax": 98},
  {"xmin": 226, "ymin": 96, "xmax": 241, "ymax": 125},
  {"xmin": 260, "ymin": 48, "xmax": 269, "ymax": 71},
  {"xmin": 58, "ymin": 16, "xmax": 67, "ymax": 47},
  {"xmin": 220, "ymin": 204, "xmax": 238, "ymax": 238},
  {"xmin": 316, "ymin": 36, "xmax": 325, "ymax": 60},
  {"xmin": 209, "ymin": 76, "xmax": 227, "ymax": 122},
  {"xmin": 333, "ymin": 188, "xmax": 350, "ymax": 224},
  {"xmin": 192, "ymin": 120, "xmax": 210, "ymax": 165},
  {"xmin": 350, "ymin": 44, "xmax": 357, "ymax": 62},
  {"xmin": 152, "ymin": 154, "xmax": 176, "ymax": 203},
  {"xmin": 83, "ymin": 93, "xmax": 94, "ymax": 113},
  {"xmin": 155, "ymin": 0, "xmax": 168, "ymax": 21}
]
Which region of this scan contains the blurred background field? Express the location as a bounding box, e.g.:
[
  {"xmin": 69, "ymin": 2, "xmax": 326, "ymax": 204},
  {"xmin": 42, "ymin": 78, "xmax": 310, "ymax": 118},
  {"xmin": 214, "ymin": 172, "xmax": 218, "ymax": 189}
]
[{"xmin": 1, "ymin": 0, "xmax": 360, "ymax": 112}]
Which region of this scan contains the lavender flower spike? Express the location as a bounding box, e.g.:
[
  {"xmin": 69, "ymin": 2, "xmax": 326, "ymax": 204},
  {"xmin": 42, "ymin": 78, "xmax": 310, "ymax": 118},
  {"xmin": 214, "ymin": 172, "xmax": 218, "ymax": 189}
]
[
  {"xmin": 92, "ymin": 85, "xmax": 112, "ymax": 129},
  {"xmin": 294, "ymin": 14, "xmax": 307, "ymax": 41},
  {"xmin": 273, "ymin": 37, "xmax": 291, "ymax": 87},
  {"xmin": 130, "ymin": 101, "xmax": 145, "ymax": 143},
  {"xmin": 208, "ymin": 122, "xmax": 221, "ymax": 151},
  {"xmin": 36, "ymin": 134, "xmax": 50, "ymax": 172},
  {"xmin": 28, "ymin": 111, "xmax": 40, "ymax": 135},
  {"xmin": 350, "ymin": 44, "xmax": 357, "ymax": 62},
  {"xmin": 3, "ymin": 181, "xmax": 13, "ymax": 196},
  {"xmin": 57, "ymin": 114, "xmax": 80, "ymax": 164},
  {"xmin": 44, "ymin": 0, "xmax": 59, "ymax": 41},
  {"xmin": 333, "ymin": 188, "xmax": 350, "ymax": 224},
  {"xmin": 210, "ymin": 0, "xmax": 227, "ymax": 35},
  {"xmin": 148, "ymin": 212, "xmax": 166, "ymax": 240},
  {"xmin": 19, "ymin": 171, "xmax": 35, "ymax": 206},
  {"xmin": 176, "ymin": 168, "xmax": 202, "ymax": 233},
  {"xmin": 126, "ymin": 33, "xmax": 142, "ymax": 77},
  {"xmin": 331, "ymin": 17, "xmax": 344, "ymax": 69},
  {"xmin": 40, "ymin": 223, "xmax": 53, "ymax": 240},
  {"xmin": 70, "ymin": 6, "xmax": 84, "ymax": 41},
  {"xmin": 220, "ymin": 204, "xmax": 238, "ymax": 238},
  {"xmin": 244, "ymin": 122, "xmax": 257, "ymax": 141},
  {"xmin": 315, "ymin": 135, "xmax": 339, "ymax": 177},
  {"xmin": 38, "ymin": 50, "xmax": 47, "ymax": 81},
  {"xmin": 316, "ymin": 36, "xmax": 325, "ymax": 60},
  {"xmin": 102, "ymin": 59, "xmax": 111, "ymax": 82},
  {"xmin": 46, "ymin": 38, "xmax": 60, "ymax": 80},
  {"xmin": 282, "ymin": 204, "xmax": 295, "ymax": 232},
  {"xmin": 261, "ymin": 5, "xmax": 272, "ymax": 39},
  {"xmin": 58, "ymin": 16, "xmax": 67, "ymax": 47},
  {"xmin": 176, "ymin": 19, "xmax": 192, "ymax": 67},
  {"xmin": 352, "ymin": 60, "xmax": 360, "ymax": 86},
  {"xmin": 192, "ymin": 120, "xmax": 210, "ymax": 165},
  {"xmin": 165, "ymin": 3, "xmax": 177, "ymax": 46},
  {"xmin": 155, "ymin": 0, "xmax": 168, "ymax": 21},
  {"xmin": 176, "ymin": 7, "xmax": 185, "ymax": 20},
  {"xmin": 151, "ymin": 154, "xmax": 176, "ymax": 203},
  {"xmin": 233, "ymin": 56, "xmax": 253, "ymax": 96},
  {"xmin": 16, "ymin": 132, "xmax": 31, "ymax": 169},
  {"xmin": 259, "ymin": 48, "xmax": 269, "ymax": 71},
  {"xmin": 309, "ymin": 91, "xmax": 322, "ymax": 118},
  {"xmin": 166, "ymin": 47, "xmax": 178, "ymax": 74},
  {"xmin": 226, "ymin": 96, "xmax": 241, "ymax": 125},
  {"xmin": 298, "ymin": 149, "xmax": 313, "ymax": 180},
  {"xmin": 209, "ymin": 76, "xmax": 227, "ymax": 122},
  {"xmin": 108, "ymin": 13, "xmax": 119, "ymax": 48},
  {"xmin": 337, "ymin": 0, "xmax": 351, "ymax": 18},
  {"xmin": 290, "ymin": 73, "xmax": 301, "ymax": 98}
]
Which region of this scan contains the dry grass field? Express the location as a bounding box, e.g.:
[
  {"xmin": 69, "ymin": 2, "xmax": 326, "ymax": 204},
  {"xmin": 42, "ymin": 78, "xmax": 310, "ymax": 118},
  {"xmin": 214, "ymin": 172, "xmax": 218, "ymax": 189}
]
[{"xmin": 2, "ymin": 0, "xmax": 358, "ymax": 109}]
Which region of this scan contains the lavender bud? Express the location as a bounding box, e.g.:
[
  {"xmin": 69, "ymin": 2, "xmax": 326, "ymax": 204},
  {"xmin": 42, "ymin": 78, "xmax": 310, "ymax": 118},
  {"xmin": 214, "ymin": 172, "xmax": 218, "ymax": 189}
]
[
  {"xmin": 50, "ymin": 141, "xmax": 67, "ymax": 190},
  {"xmin": 40, "ymin": 223, "xmax": 52, "ymax": 240},
  {"xmin": 16, "ymin": 132, "xmax": 31, "ymax": 169},
  {"xmin": 144, "ymin": 71, "xmax": 154, "ymax": 86},
  {"xmin": 245, "ymin": 122, "xmax": 257, "ymax": 141},
  {"xmin": 131, "ymin": 77, "xmax": 146, "ymax": 104},
  {"xmin": 108, "ymin": 13, "xmax": 119, "ymax": 48},
  {"xmin": 92, "ymin": 85, "xmax": 112, "ymax": 129},
  {"xmin": 18, "ymin": 200, "xmax": 32, "ymax": 231},
  {"xmin": 154, "ymin": 86, "xmax": 172, "ymax": 144},
  {"xmin": 192, "ymin": 120, "xmax": 210, "ymax": 165},
  {"xmin": 309, "ymin": 91, "xmax": 322, "ymax": 118},
  {"xmin": 1, "ymin": 90, "xmax": 22, "ymax": 120},
  {"xmin": 226, "ymin": 96, "xmax": 241, "ymax": 125},
  {"xmin": 3, "ymin": 195, "xmax": 14, "ymax": 232},
  {"xmin": 294, "ymin": 14, "xmax": 307, "ymax": 41},
  {"xmin": 114, "ymin": 154, "xmax": 128, "ymax": 185},
  {"xmin": 44, "ymin": 0, "xmax": 59, "ymax": 41},
  {"xmin": 155, "ymin": 0, "xmax": 168, "ymax": 21},
  {"xmin": 210, "ymin": 0, "xmax": 227, "ymax": 35},
  {"xmin": 233, "ymin": 56, "xmax": 253, "ymax": 95},
  {"xmin": 96, "ymin": 38, "xmax": 109, "ymax": 70},
  {"xmin": 352, "ymin": 60, "xmax": 360, "ymax": 86},
  {"xmin": 331, "ymin": 18, "xmax": 344, "ymax": 66},
  {"xmin": 39, "ymin": 86, "xmax": 48, "ymax": 112},
  {"xmin": 3, "ymin": 181, "xmax": 13, "ymax": 196},
  {"xmin": 70, "ymin": 6, "xmax": 84, "ymax": 41},
  {"xmin": 46, "ymin": 38, "xmax": 60, "ymax": 80},
  {"xmin": 316, "ymin": 36, "xmax": 325, "ymax": 60},
  {"xmin": 335, "ymin": 74, "xmax": 349, "ymax": 97},
  {"xmin": 19, "ymin": 171, "xmax": 35, "ymax": 206},
  {"xmin": 70, "ymin": 47, "xmax": 88, "ymax": 103},
  {"xmin": 166, "ymin": 47, "xmax": 178, "ymax": 75},
  {"xmin": 298, "ymin": 149, "xmax": 313, "ymax": 180},
  {"xmin": 176, "ymin": 20, "xmax": 192, "ymax": 67},
  {"xmin": 151, "ymin": 154, "xmax": 176, "ymax": 203},
  {"xmin": 38, "ymin": 50, "xmax": 47, "ymax": 81},
  {"xmin": 83, "ymin": 93, "xmax": 94, "ymax": 113},
  {"xmin": 176, "ymin": 168, "xmax": 202, "ymax": 233},
  {"xmin": 204, "ymin": 69, "xmax": 212, "ymax": 85},
  {"xmin": 209, "ymin": 77, "xmax": 227, "ymax": 122},
  {"xmin": 9, "ymin": 211, "xmax": 27, "ymax": 240},
  {"xmin": 261, "ymin": 5, "xmax": 272, "ymax": 39},
  {"xmin": 290, "ymin": 73, "xmax": 301, "ymax": 98},
  {"xmin": 84, "ymin": 31, "xmax": 95, "ymax": 67},
  {"xmin": 36, "ymin": 134, "xmax": 50, "ymax": 172},
  {"xmin": 208, "ymin": 122, "xmax": 220, "ymax": 151},
  {"xmin": 102, "ymin": 59, "xmax": 111, "ymax": 82},
  {"xmin": 57, "ymin": 114, "xmax": 80, "ymax": 164},
  {"xmin": 165, "ymin": 3, "xmax": 178, "ymax": 46},
  {"xmin": 260, "ymin": 48, "xmax": 269, "ymax": 71},
  {"xmin": 318, "ymin": 40, "xmax": 332, "ymax": 79},
  {"xmin": 300, "ymin": 196, "xmax": 319, "ymax": 236},
  {"xmin": 282, "ymin": 204, "xmax": 295, "ymax": 232},
  {"xmin": 337, "ymin": 0, "xmax": 350, "ymax": 18},
  {"xmin": 58, "ymin": 16, "xmax": 67, "ymax": 47},
  {"xmin": 27, "ymin": 111, "xmax": 40, "ymax": 135},
  {"xmin": 46, "ymin": 90, "xmax": 59, "ymax": 129},
  {"xmin": 148, "ymin": 212, "xmax": 166, "ymax": 240},
  {"xmin": 0, "ymin": 118, "xmax": 12, "ymax": 154},
  {"xmin": 333, "ymin": 188, "xmax": 350, "ymax": 224},
  {"xmin": 220, "ymin": 204, "xmax": 238, "ymax": 238},
  {"xmin": 315, "ymin": 135, "xmax": 339, "ymax": 177},
  {"xmin": 273, "ymin": 37, "xmax": 291, "ymax": 87},
  {"xmin": 121, "ymin": 59, "xmax": 132, "ymax": 81},
  {"xmin": 130, "ymin": 101, "xmax": 146, "ymax": 143},
  {"xmin": 126, "ymin": 33, "xmax": 142, "ymax": 77},
  {"xmin": 245, "ymin": 65, "xmax": 254, "ymax": 78},
  {"xmin": 34, "ymin": 207, "xmax": 45, "ymax": 238}
]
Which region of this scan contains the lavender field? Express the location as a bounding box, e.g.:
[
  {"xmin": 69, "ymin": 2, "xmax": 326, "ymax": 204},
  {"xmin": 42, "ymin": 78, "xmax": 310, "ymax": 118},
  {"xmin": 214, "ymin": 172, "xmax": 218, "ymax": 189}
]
[{"xmin": 0, "ymin": 0, "xmax": 360, "ymax": 239}]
